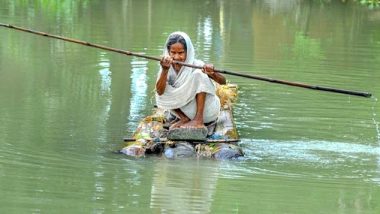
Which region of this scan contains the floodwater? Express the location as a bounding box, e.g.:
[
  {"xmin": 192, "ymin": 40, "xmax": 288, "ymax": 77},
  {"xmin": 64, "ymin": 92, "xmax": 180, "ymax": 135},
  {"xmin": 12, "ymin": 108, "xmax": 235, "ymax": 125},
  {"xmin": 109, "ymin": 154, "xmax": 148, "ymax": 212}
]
[{"xmin": 1, "ymin": 0, "xmax": 379, "ymax": 213}]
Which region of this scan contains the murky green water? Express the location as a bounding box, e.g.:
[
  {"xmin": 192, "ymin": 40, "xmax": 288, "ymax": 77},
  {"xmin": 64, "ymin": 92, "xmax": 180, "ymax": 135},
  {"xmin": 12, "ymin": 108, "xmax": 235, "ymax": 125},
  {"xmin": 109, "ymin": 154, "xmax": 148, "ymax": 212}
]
[{"xmin": 1, "ymin": 0, "xmax": 380, "ymax": 213}]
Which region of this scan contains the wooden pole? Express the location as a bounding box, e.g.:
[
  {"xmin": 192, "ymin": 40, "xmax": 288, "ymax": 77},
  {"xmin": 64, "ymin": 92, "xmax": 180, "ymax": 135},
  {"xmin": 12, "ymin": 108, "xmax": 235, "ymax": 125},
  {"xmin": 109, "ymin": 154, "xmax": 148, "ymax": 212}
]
[{"xmin": 0, "ymin": 23, "xmax": 372, "ymax": 98}]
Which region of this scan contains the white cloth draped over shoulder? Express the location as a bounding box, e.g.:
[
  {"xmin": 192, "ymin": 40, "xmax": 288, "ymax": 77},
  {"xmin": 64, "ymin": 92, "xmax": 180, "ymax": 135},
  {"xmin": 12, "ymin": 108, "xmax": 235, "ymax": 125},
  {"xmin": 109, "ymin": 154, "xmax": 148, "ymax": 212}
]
[{"xmin": 155, "ymin": 32, "xmax": 220, "ymax": 123}]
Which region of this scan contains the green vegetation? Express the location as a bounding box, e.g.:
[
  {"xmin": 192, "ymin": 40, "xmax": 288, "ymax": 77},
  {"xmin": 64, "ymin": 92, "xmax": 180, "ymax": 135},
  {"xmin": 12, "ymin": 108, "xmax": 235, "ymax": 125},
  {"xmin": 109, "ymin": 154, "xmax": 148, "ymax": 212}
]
[
  {"xmin": 315, "ymin": 0, "xmax": 380, "ymax": 8},
  {"xmin": 358, "ymin": 0, "xmax": 380, "ymax": 8},
  {"xmin": 291, "ymin": 32, "xmax": 325, "ymax": 61},
  {"xmin": 280, "ymin": 32, "xmax": 325, "ymax": 69}
]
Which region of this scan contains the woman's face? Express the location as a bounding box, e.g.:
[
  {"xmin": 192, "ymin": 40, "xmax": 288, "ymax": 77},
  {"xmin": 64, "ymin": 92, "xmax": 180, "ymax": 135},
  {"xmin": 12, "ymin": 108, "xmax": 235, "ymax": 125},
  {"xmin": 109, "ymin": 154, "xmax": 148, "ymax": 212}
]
[{"xmin": 169, "ymin": 42, "xmax": 187, "ymax": 72}]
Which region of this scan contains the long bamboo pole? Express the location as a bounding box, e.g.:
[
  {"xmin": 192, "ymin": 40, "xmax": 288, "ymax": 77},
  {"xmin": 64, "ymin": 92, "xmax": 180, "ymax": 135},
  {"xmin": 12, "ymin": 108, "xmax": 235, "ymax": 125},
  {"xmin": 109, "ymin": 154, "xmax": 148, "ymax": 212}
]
[{"xmin": 0, "ymin": 23, "xmax": 372, "ymax": 98}]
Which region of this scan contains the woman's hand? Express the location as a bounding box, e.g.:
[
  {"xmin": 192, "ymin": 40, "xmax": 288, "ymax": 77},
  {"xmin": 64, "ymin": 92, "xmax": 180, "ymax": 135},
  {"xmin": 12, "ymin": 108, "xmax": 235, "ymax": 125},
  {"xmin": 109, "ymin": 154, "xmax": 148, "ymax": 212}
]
[
  {"xmin": 160, "ymin": 55, "xmax": 173, "ymax": 71},
  {"xmin": 156, "ymin": 56, "xmax": 172, "ymax": 95},
  {"xmin": 203, "ymin": 63, "xmax": 226, "ymax": 85},
  {"xmin": 202, "ymin": 64, "xmax": 215, "ymax": 76}
]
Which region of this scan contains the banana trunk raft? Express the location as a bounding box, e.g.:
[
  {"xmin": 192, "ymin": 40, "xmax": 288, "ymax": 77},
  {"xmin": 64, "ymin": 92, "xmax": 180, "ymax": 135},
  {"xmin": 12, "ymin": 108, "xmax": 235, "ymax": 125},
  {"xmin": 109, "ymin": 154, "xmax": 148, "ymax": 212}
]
[{"xmin": 119, "ymin": 84, "xmax": 244, "ymax": 160}]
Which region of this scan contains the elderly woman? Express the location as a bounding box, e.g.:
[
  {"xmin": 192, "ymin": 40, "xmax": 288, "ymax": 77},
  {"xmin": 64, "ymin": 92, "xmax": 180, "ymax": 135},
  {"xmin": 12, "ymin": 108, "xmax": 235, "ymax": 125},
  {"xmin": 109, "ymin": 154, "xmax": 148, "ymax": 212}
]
[{"xmin": 155, "ymin": 32, "xmax": 226, "ymax": 129}]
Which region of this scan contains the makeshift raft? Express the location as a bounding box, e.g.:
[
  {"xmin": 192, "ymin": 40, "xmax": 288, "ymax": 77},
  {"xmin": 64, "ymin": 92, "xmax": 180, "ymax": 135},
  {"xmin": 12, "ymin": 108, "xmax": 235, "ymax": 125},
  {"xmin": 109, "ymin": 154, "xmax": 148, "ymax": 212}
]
[{"xmin": 119, "ymin": 84, "xmax": 244, "ymax": 160}]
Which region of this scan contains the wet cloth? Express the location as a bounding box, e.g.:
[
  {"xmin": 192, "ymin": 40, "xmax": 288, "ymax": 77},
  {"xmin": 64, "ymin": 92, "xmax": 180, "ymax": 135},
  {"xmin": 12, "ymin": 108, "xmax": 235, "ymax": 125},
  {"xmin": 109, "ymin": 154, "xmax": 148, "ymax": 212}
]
[{"xmin": 155, "ymin": 32, "xmax": 220, "ymax": 123}]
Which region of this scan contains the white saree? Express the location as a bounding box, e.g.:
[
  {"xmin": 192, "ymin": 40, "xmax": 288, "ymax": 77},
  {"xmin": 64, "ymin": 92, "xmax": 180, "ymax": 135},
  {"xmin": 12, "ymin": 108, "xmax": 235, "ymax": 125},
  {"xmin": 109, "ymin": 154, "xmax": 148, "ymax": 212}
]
[{"xmin": 155, "ymin": 32, "xmax": 220, "ymax": 123}]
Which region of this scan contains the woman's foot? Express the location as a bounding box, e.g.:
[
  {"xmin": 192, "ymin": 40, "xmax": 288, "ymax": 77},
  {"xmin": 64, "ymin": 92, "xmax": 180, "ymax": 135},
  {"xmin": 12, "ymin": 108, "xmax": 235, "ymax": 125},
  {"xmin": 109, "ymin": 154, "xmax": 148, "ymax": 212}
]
[{"xmin": 170, "ymin": 117, "xmax": 190, "ymax": 129}]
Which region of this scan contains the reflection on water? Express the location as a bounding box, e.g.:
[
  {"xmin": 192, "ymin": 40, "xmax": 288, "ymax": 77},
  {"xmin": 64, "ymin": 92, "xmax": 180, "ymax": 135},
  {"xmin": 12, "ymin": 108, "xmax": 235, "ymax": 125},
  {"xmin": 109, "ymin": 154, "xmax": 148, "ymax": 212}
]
[
  {"xmin": 98, "ymin": 53, "xmax": 112, "ymax": 95},
  {"xmin": 127, "ymin": 58, "xmax": 148, "ymax": 131},
  {"xmin": 372, "ymin": 97, "xmax": 380, "ymax": 142},
  {"xmin": 150, "ymin": 159, "xmax": 219, "ymax": 213},
  {"xmin": 263, "ymin": 0, "xmax": 300, "ymax": 15},
  {"xmin": 196, "ymin": 16, "xmax": 213, "ymax": 62},
  {"xmin": 372, "ymin": 97, "xmax": 380, "ymax": 186},
  {"xmin": 98, "ymin": 52, "xmax": 112, "ymax": 120},
  {"xmin": 96, "ymin": 52, "xmax": 112, "ymax": 144},
  {"xmin": 93, "ymin": 158, "xmax": 106, "ymax": 207}
]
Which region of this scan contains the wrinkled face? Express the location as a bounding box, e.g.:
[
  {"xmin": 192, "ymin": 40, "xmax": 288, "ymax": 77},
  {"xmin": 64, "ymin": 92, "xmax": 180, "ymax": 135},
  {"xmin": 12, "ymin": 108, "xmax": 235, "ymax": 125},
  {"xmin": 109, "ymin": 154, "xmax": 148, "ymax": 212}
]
[{"xmin": 169, "ymin": 42, "xmax": 187, "ymax": 72}]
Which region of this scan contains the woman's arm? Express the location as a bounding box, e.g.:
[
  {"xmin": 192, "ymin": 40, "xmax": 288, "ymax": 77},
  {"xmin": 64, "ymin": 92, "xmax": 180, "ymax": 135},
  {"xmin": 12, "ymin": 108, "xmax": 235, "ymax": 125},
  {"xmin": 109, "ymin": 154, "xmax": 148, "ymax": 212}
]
[
  {"xmin": 203, "ymin": 64, "xmax": 226, "ymax": 85},
  {"xmin": 156, "ymin": 56, "xmax": 173, "ymax": 95},
  {"xmin": 156, "ymin": 70, "xmax": 168, "ymax": 95}
]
